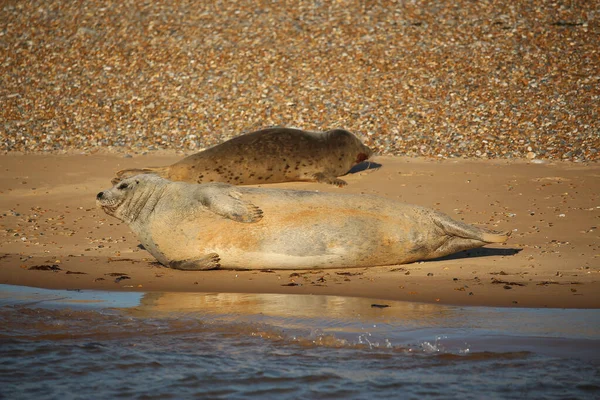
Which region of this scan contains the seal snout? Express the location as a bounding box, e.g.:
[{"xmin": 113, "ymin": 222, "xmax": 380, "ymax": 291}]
[
  {"xmin": 355, "ymin": 143, "xmax": 374, "ymax": 164},
  {"xmin": 355, "ymin": 151, "xmax": 371, "ymax": 164},
  {"xmin": 96, "ymin": 191, "xmax": 105, "ymax": 200}
]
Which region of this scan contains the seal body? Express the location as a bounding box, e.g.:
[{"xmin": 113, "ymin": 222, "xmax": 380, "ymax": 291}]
[
  {"xmin": 97, "ymin": 175, "xmax": 509, "ymax": 271},
  {"xmin": 115, "ymin": 127, "xmax": 373, "ymax": 186}
]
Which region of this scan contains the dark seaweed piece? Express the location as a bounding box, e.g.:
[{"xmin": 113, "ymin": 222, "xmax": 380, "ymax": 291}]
[
  {"xmin": 371, "ymin": 304, "xmax": 390, "ymax": 308},
  {"xmin": 108, "ymin": 258, "xmax": 141, "ymax": 263},
  {"xmin": 491, "ymin": 278, "xmax": 526, "ymax": 286},
  {"xmin": 537, "ymin": 281, "xmax": 560, "ymax": 286},
  {"xmin": 28, "ymin": 264, "xmax": 61, "ymax": 271}
]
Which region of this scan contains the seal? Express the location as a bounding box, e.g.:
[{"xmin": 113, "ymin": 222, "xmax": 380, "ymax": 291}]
[
  {"xmin": 114, "ymin": 127, "xmax": 373, "ymax": 187},
  {"xmin": 97, "ymin": 175, "xmax": 510, "ymax": 271}
]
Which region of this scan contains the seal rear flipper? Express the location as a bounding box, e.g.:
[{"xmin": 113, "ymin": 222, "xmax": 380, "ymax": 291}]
[
  {"xmin": 430, "ymin": 237, "xmax": 495, "ymax": 259},
  {"xmin": 169, "ymin": 253, "xmax": 221, "ymax": 271},
  {"xmin": 196, "ymin": 185, "xmax": 264, "ymax": 223},
  {"xmin": 433, "ymin": 213, "xmax": 510, "ymax": 244},
  {"xmin": 312, "ymin": 172, "xmax": 348, "ymax": 187}
]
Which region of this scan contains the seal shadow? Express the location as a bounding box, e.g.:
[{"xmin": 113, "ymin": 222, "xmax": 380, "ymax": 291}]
[
  {"xmin": 347, "ymin": 161, "xmax": 382, "ymax": 174},
  {"xmin": 432, "ymin": 247, "xmax": 523, "ymax": 262}
]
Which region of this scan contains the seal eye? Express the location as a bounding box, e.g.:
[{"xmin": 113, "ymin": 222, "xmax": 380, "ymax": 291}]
[{"xmin": 118, "ymin": 183, "xmax": 129, "ymax": 190}]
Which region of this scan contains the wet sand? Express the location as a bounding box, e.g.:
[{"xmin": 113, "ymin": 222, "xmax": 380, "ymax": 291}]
[{"xmin": 1, "ymin": 153, "xmax": 598, "ymax": 308}]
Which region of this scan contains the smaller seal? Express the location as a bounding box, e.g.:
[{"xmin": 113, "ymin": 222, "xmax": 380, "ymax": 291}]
[
  {"xmin": 97, "ymin": 175, "xmax": 510, "ymax": 271},
  {"xmin": 114, "ymin": 127, "xmax": 373, "ymax": 186}
]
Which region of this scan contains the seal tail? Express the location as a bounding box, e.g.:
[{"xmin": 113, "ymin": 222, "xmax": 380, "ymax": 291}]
[{"xmin": 112, "ymin": 167, "xmax": 169, "ymax": 184}]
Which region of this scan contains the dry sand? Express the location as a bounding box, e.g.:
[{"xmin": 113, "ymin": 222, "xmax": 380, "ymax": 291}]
[
  {"xmin": 1, "ymin": 0, "xmax": 599, "ymax": 308},
  {"xmin": 1, "ymin": 153, "xmax": 598, "ymax": 308}
]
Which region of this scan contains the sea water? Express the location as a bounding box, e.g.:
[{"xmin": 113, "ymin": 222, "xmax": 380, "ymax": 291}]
[{"xmin": 0, "ymin": 284, "xmax": 598, "ymax": 399}]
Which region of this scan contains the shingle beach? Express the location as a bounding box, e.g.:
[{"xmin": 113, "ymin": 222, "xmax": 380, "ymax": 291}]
[{"xmin": 1, "ymin": 0, "xmax": 598, "ymax": 161}]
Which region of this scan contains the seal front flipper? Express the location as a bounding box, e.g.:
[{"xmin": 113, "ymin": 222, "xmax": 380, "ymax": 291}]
[
  {"xmin": 312, "ymin": 172, "xmax": 348, "ymax": 187},
  {"xmin": 196, "ymin": 184, "xmax": 264, "ymax": 223},
  {"xmin": 169, "ymin": 253, "xmax": 221, "ymax": 270}
]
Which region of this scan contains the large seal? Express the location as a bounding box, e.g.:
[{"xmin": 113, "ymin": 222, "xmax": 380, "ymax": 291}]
[
  {"xmin": 115, "ymin": 127, "xmax": 373, "ymax": 187},
  {"xmin": 97, "ymin": 175, "xmax": 510, "ymax": 271}
]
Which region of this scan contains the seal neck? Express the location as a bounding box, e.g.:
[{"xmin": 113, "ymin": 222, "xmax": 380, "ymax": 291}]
[{"xmin": 120, "ymin": 183, "xmax": 166, "ymax": 224}]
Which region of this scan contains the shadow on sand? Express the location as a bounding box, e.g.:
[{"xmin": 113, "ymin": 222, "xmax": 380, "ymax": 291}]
[
  {"xmin": 434, "ymin": 247, "xmax": 522, "ymax": 262},
  {"xmin": 348, "ymin": 161, "xmax": 382, "ymax": 174}
]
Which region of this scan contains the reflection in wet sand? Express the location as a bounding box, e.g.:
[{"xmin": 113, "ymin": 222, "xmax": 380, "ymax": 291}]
[{"xmin": 135, "ymin": 291, "xmax": 448, "ymax": 323}]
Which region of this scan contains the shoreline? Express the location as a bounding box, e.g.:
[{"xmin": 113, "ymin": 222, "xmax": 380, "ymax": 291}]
[{"xmin": 1, "ymin": 153, "xmax": 598, "ymax": 309}]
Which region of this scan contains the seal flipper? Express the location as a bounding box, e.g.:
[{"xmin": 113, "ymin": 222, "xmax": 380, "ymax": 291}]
[
  {"xmin": 169, "ymin": 253, "xmax": 221, "ymax": 271},
  {"xmin": 312, "ymin": 172, "xmax": 348, "ymax": 187},
  {"xmin": 427, "ymin": 214, "xmax": 510, "ymax": 259},
  {"xmin": 196, "ymin": 184, "xmax": 263, "ymax": 223},
  {"xmin": 433, "ymin": 213, "xmax": 510, "ymax": 243}
]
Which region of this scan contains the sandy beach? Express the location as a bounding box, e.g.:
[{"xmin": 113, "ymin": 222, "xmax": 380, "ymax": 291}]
[
  {"xmin": 1, "ymin": 0, "xmax": 598, "ymax": 308},
  {"xmin": 1, "ymin": 153, "xmax": 598, "ymax": 308}
]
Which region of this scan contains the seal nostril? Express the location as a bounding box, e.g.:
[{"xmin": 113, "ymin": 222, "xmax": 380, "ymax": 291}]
[{"xmin": 96, "ymin": 192, "xmax": 104, "ymax": 200}]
